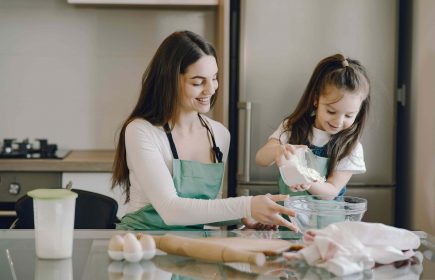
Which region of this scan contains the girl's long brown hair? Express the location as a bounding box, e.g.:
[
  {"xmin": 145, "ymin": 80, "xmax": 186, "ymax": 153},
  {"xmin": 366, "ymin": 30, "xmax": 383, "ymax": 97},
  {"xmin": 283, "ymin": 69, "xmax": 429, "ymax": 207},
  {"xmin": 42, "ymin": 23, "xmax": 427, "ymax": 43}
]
[
  {"xmin": 112, "ymin": 31, "xmax": 218, "ymax": 203},
  {"xmin": 283, "ymin": 54, "xmax": 370, "ymax": 176}
]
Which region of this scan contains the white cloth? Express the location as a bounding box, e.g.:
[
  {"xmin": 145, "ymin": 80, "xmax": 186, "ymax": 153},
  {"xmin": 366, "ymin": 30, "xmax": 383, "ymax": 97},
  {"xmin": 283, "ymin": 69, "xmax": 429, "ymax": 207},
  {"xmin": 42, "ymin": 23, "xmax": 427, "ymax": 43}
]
[
  {"xmin": 291, "ymin": 221, "xmax": 421, "ymax": 276},
  {"xmin": 124, "ymin": 117, "xmax": 252, "ymax": 225},
  {"xmin": 269, "ymin": 122, "xmax": 366, "ymax": 173},
  {"xmin": 371, "ymin": 252, "xmax": 423, "ymax": 280}
]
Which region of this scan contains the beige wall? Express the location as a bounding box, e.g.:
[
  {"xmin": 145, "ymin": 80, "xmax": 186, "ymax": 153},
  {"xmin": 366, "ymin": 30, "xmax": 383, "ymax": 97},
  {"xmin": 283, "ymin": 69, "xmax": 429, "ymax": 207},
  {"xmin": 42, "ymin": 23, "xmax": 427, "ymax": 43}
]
[
  {"xmin": 0, "ymin": 0, "xmax": 216, "ymax": 150},
  {"xmin": 410, "ymin": 0, "xmax": 435, "ymax": 233}
]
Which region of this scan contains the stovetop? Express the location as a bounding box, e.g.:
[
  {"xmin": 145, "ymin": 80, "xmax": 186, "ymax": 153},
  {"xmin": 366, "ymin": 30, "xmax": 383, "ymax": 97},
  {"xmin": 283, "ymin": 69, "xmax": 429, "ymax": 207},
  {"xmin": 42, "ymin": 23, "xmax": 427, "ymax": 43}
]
[{"xmin": 0, "ymin": 138, "xmax": 71, "ymax": 159}]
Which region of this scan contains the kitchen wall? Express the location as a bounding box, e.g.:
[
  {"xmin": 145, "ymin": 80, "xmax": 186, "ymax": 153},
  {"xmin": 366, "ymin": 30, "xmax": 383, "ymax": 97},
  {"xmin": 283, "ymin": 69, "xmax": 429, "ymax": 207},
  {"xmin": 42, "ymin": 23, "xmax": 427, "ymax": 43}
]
[{"xmin": 0, "ymin": 0, "xmax": 216, "ymax": 150}]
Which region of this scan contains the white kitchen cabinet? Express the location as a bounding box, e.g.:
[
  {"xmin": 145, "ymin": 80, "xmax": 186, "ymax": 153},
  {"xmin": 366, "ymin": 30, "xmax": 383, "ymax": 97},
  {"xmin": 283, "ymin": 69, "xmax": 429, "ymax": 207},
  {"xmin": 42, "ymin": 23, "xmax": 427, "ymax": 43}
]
[{"xmin": 62, "ymin": 172, "xmax": 127, "ymax": 219}]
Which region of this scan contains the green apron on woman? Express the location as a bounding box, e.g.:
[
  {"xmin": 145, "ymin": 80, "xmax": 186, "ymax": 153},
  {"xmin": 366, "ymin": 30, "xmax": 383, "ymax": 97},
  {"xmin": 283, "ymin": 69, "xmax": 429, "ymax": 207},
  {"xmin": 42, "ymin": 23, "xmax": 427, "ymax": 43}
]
[{"xmin": 117, "ymin": 115, "xmax": 224, "ymax": 230}]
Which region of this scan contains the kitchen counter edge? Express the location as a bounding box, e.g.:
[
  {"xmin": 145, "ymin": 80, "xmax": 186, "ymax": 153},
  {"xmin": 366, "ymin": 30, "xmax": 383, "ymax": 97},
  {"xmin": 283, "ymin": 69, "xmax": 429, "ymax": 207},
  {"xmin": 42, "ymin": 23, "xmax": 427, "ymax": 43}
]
[{"xmin": 0, "ymin": 150, "xmax": 114, "ymax": 172}]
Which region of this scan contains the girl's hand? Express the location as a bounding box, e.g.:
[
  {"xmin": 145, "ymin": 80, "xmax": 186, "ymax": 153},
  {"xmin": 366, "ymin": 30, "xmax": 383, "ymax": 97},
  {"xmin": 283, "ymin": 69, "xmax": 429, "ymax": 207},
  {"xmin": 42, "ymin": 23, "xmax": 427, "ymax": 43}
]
[
  {"xmin": 241, "ymin": 218, "xmax": 278, "ymax": 231},
  {"xmin": 275, "ymin": 144, "xmax": 307, "ymax": 167},
  {"xmin": 289, "ymin": 183, "xmax": 312, "ymax": 192},
  {"xmin": 250, "ymin": 194, "xmax": 299, "ymax": 232}
]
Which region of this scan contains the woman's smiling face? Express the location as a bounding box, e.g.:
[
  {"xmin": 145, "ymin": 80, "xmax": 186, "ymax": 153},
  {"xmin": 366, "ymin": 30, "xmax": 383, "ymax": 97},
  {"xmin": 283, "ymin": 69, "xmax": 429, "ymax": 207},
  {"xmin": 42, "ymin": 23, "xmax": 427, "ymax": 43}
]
[
  {"xmin": 179, "ymin": 55, "xmax": 218, "ymax": 114},
  {"xmin": 314, "ymin": 84, "xmax": 365, "ymax": 134}
]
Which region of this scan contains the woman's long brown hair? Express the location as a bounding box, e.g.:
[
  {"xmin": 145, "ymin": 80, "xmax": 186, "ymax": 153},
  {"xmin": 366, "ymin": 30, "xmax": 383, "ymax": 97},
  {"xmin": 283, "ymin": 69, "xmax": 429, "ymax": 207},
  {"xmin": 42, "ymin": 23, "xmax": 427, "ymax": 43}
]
[
  {"xmin": 112, "ymin": 31, "xmax": 218, "ymax": 203},
  {"xmin": 283, "ymin": 54, "xmax": 370, "ymax": 176}
]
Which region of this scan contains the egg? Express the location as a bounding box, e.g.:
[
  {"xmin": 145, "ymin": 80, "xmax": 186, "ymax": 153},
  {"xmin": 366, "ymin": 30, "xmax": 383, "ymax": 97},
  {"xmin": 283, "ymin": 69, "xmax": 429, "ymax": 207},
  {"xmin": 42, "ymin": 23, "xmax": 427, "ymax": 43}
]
[
  {"xmin": 140, "ymin": 261, "xmax": 156, "ymax": 279},
  {"xmin": 123, "ymin": 233, "xmax": 143, "ymax": 262},
  {"xmin": 108, "ymin": 234, "xmax": 125, "ymax": 261},
  {"xmin": 108, "ymin": 234, "xmax": 124, "ymax": 251},
  {"xmin": 107, "ymin": 261, "xmax": 124, "ymax": 280},
  {"xmin": 137, "ymin": 234, "xmax": 156, "ymax": 260},
  {"xmin": 107, "ymin": 260, "xmax": 124, "ymax": 273},
  {"xmin": 123, "ymin": 262, "xmax": 144, "ymax": 280}
]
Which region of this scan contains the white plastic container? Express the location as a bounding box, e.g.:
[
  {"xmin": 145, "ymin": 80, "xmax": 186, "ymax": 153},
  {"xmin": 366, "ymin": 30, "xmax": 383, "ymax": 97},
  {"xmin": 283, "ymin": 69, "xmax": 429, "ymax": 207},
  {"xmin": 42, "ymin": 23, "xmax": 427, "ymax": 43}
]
[
  {"xmin": 28, "ymin": 189, "xmax": 78, "ymax": 259},
  {"xmin": 35, "ymin": 258, "xmax": 73, "ymax": 280}
]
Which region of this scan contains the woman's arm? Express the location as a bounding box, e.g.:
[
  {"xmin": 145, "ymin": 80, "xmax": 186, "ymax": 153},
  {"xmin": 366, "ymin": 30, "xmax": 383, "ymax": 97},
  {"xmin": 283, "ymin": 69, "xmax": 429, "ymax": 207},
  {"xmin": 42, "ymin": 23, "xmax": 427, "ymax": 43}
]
[
  {"xmin": 125, "ymin": 121, "xmax": 252, "ymax": 226},
  {"xmin": 125, "ymin": 122, "xmax": 251, "ymax": 225},
  {"xmin": 126, "ymin": 120, "xmax": 297, "ymax": 231}
]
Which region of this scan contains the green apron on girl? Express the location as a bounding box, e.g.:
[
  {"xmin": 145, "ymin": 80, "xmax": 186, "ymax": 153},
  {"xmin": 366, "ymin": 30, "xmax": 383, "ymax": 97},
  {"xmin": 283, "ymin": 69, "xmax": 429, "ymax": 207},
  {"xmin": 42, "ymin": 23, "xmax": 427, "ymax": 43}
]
[{"xmin": 117, "ymin": 115, "xmax": 225, "ymax": 230}]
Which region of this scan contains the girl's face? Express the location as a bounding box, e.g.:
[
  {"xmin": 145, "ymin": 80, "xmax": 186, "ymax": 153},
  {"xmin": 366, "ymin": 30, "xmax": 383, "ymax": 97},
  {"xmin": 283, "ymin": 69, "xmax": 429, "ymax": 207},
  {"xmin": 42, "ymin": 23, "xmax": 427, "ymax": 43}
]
[
  {"xmin": 179, "ymin": 55, "xmax": 218, "ymax": 114},
  {"xmin": 314, "ymin": 84, "xmax": 365, "ymax": 134}
]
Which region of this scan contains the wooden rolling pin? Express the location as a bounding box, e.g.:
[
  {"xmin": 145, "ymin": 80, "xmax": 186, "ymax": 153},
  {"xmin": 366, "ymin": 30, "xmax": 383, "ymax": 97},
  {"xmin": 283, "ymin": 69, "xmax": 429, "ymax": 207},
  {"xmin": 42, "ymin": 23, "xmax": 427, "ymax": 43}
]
[
  {"xmin": 153, "ymin": 255, "xmax": 259, "ymax": 280},
  {"xmin": 150, "ymin": 234, "xmax": 266, "ymax": 266}
]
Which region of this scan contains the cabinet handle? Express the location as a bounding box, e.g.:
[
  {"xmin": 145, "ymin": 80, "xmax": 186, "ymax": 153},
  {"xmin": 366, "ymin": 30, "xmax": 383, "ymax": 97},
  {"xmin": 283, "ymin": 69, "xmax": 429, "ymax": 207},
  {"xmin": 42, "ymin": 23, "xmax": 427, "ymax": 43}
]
[{"xmin": 0, "ymin": 211, "xmax": 16, "ymax": 217}]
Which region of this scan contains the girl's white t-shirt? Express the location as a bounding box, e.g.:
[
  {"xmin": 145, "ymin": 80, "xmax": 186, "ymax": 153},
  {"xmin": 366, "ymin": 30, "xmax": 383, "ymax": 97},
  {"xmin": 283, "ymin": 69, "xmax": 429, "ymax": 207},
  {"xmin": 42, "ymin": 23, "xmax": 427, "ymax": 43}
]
[
  {"xmin": 269, "ymin": 122, "xmax": 366, "ymax": 173},
  {"xmin": 123, "ymin": 117, "xmax": 252, "ymax": 226}
]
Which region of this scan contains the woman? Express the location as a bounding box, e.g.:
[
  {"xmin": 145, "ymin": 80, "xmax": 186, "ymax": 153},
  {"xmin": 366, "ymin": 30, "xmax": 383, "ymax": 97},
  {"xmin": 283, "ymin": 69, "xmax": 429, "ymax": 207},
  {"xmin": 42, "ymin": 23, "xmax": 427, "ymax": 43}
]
[{"xmin": 112, "ymin": 30, "xmax": 297, "ymax": 231}]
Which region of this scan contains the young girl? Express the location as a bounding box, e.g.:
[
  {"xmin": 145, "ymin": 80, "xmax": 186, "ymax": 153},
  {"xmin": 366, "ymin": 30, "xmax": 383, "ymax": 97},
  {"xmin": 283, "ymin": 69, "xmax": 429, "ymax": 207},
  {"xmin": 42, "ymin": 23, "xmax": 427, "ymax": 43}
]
[
  {"xmin": 256, "ymin": 54, "xmax": 370, "ymax": 197},
  {"xmin": 112, "ymin": 31, "xmax": 297, "ymax": 231}
]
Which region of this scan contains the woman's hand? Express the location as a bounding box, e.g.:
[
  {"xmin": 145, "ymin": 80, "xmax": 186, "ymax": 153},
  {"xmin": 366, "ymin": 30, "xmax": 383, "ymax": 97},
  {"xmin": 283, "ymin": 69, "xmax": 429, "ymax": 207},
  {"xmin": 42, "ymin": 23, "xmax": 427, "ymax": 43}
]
[
  {"xmin": 250, "ymin": 194, "xmax": 298, "ymax": 232},
  {"xmin": 241, "ymin": 218, "xmax": 278, "ymax": 231}
]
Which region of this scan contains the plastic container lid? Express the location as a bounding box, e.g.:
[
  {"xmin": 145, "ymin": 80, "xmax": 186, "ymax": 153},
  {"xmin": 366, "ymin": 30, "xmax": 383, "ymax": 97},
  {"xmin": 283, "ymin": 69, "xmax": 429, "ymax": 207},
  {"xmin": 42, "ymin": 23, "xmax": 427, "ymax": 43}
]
[{"xmin": 28, "ymin": 189, "xmax": 78, "ymax": 200}]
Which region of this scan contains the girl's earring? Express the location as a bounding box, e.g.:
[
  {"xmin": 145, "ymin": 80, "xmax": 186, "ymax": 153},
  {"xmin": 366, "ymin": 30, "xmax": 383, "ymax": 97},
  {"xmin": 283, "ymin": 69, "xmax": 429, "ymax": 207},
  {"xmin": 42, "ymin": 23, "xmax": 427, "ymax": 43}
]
[{"xmin": 310, "ymin": 110, "xmax": 316, "ymax": 117}]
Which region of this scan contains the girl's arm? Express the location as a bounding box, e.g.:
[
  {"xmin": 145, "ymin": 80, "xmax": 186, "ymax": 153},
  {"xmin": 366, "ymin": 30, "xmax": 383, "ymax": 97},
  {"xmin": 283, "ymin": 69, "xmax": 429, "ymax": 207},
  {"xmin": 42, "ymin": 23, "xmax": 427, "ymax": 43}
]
[
  {"xmin": 256, "ymin": 138, "xmax": 305, "ymax": 167},
  {"xmin": 256, "ymin": 138, "xmax": 281, "ymax": 166},
  {"xmin": 289, "ymin": 143, "xmax": 365, "ymax": 196},
  {"xmin": 291, "ymin": 170, "xmax": 353, "ymax": 196}
]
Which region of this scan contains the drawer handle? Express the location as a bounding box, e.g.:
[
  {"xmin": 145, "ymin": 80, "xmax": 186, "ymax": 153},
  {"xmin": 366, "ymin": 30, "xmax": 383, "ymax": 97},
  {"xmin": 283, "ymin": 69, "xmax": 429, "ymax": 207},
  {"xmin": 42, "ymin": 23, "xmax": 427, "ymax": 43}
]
[
  {"xmin": 9, "ymin": 182, "xmax": 21, "ymax": 195},
  {"xmin": 66, "ymin": 181, "xmax": 73, "ymax": 189}
]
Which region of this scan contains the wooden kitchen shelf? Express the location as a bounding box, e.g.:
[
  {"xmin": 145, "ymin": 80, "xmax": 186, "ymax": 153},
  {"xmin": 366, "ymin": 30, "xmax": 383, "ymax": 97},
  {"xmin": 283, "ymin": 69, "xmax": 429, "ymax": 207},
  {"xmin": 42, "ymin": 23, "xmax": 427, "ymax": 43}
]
[{"xmin": 0, "ymin": 150, "xmax": 114, "ymax": 172}]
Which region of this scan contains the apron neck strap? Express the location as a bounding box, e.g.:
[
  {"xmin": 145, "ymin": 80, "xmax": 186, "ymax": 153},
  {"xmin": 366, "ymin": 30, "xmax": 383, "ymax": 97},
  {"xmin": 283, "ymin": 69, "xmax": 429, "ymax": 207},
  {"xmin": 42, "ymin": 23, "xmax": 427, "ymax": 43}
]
[
  {"xmin": 163, "ymin": 123, "xmax": 179, "ymax": 159},
  {"xmin": 164, "ymin": 114, "xmax": 223, "ymax": 163},
  {"xmin": 198, "ymin": 114, "xmax": 223, "ymax": 163}
]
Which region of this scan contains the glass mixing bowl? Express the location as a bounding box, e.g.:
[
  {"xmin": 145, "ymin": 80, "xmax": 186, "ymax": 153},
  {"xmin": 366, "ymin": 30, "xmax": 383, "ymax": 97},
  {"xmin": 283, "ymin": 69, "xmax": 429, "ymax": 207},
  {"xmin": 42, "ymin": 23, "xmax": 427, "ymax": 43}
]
[{"xmin": 284, "ymin": 195, "xmax": 367, "ymax": 233}]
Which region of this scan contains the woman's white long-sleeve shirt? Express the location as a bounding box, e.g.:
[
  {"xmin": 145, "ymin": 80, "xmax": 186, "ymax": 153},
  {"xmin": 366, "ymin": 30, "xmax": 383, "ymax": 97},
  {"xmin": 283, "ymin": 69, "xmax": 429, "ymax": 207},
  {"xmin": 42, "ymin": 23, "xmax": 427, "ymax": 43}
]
[{"xmin": 124, "ymin": 117, "xmax": 252, "ymax": 226}]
